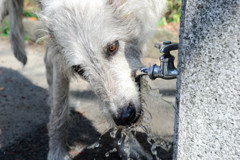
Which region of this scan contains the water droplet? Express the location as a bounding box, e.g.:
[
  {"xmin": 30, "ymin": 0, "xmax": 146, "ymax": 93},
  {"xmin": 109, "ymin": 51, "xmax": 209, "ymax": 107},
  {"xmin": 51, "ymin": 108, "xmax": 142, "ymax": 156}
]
[
  {"xmin": 147, "ymin": 137, "xmax": 152, "ymax": 145},
  {"xmin": 124, "ymin": 134, "xmax": 129, "ymax": 144},
  {"xmin": 95, "ymin": 141, "xmax": 100, "ymax": 148},
  {"xmin": 151, "ymin": 143, "xmax": 158, "ymax": 156},
  {"xmin": 133, "ymin": 130, "xmax": 137, "ymax": 136},
  {"xmin": 110, "ymin": 128, "xmax": 118, "ymax": 139},
  {"xmin": 152, "ymin": 149, "xmax": 157, "ymax": 156},
  {"xmin": 87, "ymin": 141, "xmax": 99, "ymax": 149},
  {"xmin": 118, "ymin": 138, "xmax": 122, "ymax": 145},
  {"xmin": 151, "ymin": 143, "xmax": 157, "ymax": 149},
  {"xmin": 110, "ymin": 148, "xmax": 117, "ymax": 153},
  {"xmin": 105, "ymin": 152, "xmax": 109, "ymax": 157},
  {"xmin": 140, "ymin": 124, "xmax": 148, "ymax": 133}
]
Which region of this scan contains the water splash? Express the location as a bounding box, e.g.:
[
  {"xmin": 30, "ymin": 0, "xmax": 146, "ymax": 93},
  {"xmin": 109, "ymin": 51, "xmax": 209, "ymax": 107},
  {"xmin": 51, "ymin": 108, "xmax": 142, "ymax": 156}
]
[
  {"xmin": 105, "ymin": 148, "xmax": 118, "ymax": 158},
  {"xmin": 97, "ymin": 105, "xmax": 172, "ymax": 159},
  {"xmin": 87, "ymin": 141, "xmax": 100, "ymax": 149},
  {"xmin": 110, "ymin": 128, "xmax": 118, "ymax": 139},
  {"xmin": 105, "ymin": 152, "xmax": 110, "ymax": 157},
  {"xmin": 118, "ymin": 138, "xmax": 123, "ymax": 146},
  {"xmin": 86, "ymin": 76, "xmax": 174, "ymax": 159}
]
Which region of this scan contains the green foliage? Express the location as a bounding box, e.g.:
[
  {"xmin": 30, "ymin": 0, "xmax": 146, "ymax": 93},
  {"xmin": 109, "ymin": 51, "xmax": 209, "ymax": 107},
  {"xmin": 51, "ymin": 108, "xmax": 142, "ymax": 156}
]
[
  {"xmin": 0, "ymin": 0, "xmax": 38, "ymax": 38},
  {"xmin": 166, "ymin": 0, "xmax": 181, "ymax": 23},
  {"xmin": 0, "ymin": 19, "xmax": 30, "ymax": 40},
  {"xmin": 24, "ymin": 10, "xmax": 38, "ymax": 19},
  {"xmin": 24, "ymin": 34, "xmax": 29, "ymax": 41},
  {"xmin": 0, "ymin": 19, "xmax": 10, "ymax": 37},
  {"xmin": 158, "ymin": 17, "xmax": 168, "ymax": 26},
  {"xmin": 159, "ymin": 0, "xmax": 182, "ymax": 26},
  {"xmin": 24, "ymin": 0, "xmax": 39, "ymax": 19}
]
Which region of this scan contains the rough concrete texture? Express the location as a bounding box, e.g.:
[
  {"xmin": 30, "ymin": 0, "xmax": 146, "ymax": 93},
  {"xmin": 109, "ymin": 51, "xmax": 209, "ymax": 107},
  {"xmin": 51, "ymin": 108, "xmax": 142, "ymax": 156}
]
[{"xmin": 174, "ymin": 0, "xmax": 240, "ymax": 159}]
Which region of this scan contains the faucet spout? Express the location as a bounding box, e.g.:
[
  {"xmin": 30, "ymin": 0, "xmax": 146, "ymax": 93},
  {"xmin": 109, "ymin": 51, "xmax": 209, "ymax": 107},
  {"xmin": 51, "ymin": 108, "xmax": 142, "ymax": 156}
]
[{"xmin": 140, "ymin": 64, "xmax": 161, "ymax": 80}]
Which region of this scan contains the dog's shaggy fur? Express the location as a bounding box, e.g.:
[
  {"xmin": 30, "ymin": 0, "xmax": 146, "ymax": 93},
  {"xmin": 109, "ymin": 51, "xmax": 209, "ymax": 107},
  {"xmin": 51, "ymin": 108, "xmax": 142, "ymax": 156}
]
[{"xmin": 1, "ymin": 0, "xmax": 166, "ymax": 159}]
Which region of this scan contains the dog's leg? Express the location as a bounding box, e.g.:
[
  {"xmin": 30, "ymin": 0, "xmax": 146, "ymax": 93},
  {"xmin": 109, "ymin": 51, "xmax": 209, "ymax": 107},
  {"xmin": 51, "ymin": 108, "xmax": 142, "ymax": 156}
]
[{"xmin": 46, "ymin": 51, "xmax": 70, "ymax": 160}]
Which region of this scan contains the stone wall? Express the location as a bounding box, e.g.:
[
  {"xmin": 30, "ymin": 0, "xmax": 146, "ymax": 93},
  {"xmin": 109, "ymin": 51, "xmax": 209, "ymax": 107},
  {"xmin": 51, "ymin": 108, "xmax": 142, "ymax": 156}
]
[{"xmin": 174, "ymin": 0, "xmax": 240, "ymax": 159}]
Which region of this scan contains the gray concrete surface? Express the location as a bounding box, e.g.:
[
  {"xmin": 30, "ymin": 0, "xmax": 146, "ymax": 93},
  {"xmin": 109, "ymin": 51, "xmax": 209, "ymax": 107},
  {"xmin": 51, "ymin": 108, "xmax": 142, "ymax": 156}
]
[
  {"xmin": 0, "ymin": 25, "xmax": 177, "ymax": 152},
  {"xmin": 174, "ymin": 0, "xmax": 240, "ymax": 159}
]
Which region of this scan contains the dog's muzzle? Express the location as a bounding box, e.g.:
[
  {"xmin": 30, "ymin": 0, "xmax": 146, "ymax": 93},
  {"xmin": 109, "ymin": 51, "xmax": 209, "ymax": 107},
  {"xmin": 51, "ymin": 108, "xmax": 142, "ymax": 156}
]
[
  {"xmin": 113, "ymin": 103, "xmax": 141, "ymax": 127},
  {"xmin": 110, "ymin": 70, "xmax": 145, "ymax": 127}
]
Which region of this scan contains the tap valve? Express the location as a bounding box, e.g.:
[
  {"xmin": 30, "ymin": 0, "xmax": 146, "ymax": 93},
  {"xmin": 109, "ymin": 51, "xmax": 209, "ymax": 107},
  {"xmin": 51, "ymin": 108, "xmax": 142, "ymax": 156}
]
[{"xmin": 141, "ymin": 41, "xmax": 178, "ymax": 80}]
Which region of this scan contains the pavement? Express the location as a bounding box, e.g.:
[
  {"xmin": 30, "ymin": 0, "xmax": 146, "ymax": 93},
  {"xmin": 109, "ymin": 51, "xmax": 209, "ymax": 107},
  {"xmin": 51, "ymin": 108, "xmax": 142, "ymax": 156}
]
[{"xmin": 0, "ymin": 20, "xmax": 178, "ymax": 159}]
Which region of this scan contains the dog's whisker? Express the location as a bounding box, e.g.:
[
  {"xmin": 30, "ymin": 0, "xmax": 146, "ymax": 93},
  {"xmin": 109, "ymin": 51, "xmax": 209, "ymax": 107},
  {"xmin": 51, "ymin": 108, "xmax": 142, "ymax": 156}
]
[
  {"xmin": 35, "ymin": 35, "xmax": 50, "ymax": 44},
  {"xmin": 35, "ymin": 28, "xmax": 49, "ymax": 33}
]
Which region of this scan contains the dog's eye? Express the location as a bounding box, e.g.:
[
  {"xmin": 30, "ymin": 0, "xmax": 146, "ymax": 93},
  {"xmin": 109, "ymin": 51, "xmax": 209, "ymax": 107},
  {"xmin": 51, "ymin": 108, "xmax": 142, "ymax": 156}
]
[
  {"xmin": 107, "ymin": 41, "xmax": 119, "ymax": 57},
  {"xmin": 109, "ymin": 42, "xmax": 117, "ymax": 52},
  {"xmin": 72, "ymin": 65, "xmax": 85, "ymax": 77}
]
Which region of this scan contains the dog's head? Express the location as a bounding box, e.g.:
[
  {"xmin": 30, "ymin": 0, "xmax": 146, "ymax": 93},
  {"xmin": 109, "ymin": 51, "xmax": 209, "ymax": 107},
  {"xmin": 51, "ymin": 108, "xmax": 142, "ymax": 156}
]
[{"xmin": 40, "ymin": 0, "xmax": 165, "ymax": 126}]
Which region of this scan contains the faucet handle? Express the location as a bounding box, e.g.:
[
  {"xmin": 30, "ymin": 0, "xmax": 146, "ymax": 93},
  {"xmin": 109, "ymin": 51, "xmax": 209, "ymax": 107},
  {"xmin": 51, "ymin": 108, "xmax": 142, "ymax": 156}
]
[
  {"xmin": 155, "ymin": 41, "xmax": 179, "ymax": 54},
  {"xmin": 139, "ymin": 40, "xmax": 179, "ymax": 80}
]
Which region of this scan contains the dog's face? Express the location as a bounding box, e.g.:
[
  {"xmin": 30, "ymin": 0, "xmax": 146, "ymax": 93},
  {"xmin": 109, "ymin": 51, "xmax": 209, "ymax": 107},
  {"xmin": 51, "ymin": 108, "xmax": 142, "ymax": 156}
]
[{"xmin": 41, "ymin": 0, "xmax": 164, "ymax": 126}]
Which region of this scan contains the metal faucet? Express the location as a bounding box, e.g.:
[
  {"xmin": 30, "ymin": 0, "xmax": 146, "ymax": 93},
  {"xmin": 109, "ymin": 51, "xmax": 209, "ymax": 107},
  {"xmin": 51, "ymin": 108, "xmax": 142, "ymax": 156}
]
[{"xmin": 141, "ymin": 41, "xmax": 179, "ymax": 80}]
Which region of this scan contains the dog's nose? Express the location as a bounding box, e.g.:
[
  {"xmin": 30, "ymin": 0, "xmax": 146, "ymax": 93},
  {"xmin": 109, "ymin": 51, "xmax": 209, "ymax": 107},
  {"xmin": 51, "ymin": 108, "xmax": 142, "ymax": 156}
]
[{"xmin": 113, "ymin": 103, "xmax": 140, "ymax": 126}]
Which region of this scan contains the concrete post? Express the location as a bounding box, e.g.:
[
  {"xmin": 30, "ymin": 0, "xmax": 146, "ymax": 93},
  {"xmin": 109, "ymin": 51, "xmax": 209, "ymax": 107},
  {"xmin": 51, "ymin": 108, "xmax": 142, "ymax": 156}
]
[{"xmin": 174, "ymin": 0, "xmax": 240, "ymax": 159}]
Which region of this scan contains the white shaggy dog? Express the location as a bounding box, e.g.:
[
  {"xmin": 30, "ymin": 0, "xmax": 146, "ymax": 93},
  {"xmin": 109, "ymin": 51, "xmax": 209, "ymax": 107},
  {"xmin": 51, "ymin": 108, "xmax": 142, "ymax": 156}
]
[{"xmin": 1, "ymin": 0, "xmax": 166, "ymax": 159}]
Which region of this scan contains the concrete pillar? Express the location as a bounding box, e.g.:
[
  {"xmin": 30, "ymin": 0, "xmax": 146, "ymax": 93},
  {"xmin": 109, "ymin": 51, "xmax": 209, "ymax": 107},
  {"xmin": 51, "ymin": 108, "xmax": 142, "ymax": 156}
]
[{"xmin": 173, "ymin": 0, "xmax": 240, "ymax": 159}]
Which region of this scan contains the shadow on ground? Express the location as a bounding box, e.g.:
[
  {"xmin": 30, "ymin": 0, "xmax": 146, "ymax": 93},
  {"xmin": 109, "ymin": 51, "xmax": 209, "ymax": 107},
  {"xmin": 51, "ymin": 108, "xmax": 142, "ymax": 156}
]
[
  {"xmin": 0, "ymin": 67, "xmax": 49, "ymax": 147},
  {"xmin": 0, "ymin": 67, "xmax": 102, "ymax": 159},
  {"xmin": 0, "ymin": 110, "xmax": 103, "ymax": 160}
]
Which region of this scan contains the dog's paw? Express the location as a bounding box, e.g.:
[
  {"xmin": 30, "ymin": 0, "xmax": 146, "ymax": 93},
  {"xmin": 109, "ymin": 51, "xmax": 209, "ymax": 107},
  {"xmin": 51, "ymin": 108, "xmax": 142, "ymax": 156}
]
[{"xmin": 47, "ymin": 150, "xmax": 71, "ymax": 160}]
